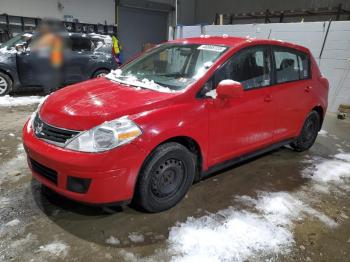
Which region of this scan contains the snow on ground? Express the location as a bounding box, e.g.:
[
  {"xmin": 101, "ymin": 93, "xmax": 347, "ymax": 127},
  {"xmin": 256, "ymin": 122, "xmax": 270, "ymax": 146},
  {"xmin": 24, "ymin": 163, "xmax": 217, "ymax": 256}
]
[
  {"xmin": 37, "ymin": 241, "xmax": 69, "ymax": 258},
  {"xmin": 128, "ymin": 232, "xmax": 145, "ymax": 243},
  {"xmin": 318, "ymin": 129, "xmax": 328, "ymax": 136},
  {"xmin": 303, "ymin": 153, "xmax": 350, "ymax": 184},
  {"xmin": 167, "ymin": 191, "xmax": 337, "ymax": 262},
  {"xmin": 0, "ymin": 144, "xmax": 27, "ymax": 186},
  {"xmin": 5, "ymin": 219, "xmax": 20, "ymax": 227},
  {"xmin": 106, "ymin": 236, "xmax": 121, "ymax": 246},
  {"xmin": 165, "ymin": 152, "xmax": 350, "ymax": 261},
  {"xmin": 0, "ymin": 95, "xmax": 44, "ymax": 107}
]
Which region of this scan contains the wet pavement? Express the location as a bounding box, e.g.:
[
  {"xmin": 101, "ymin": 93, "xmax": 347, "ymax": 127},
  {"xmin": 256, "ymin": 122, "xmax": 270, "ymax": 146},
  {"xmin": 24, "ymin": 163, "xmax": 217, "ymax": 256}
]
[{"xmin": 0, "ymin": 102, "xmax": 350, "ymax": 261}]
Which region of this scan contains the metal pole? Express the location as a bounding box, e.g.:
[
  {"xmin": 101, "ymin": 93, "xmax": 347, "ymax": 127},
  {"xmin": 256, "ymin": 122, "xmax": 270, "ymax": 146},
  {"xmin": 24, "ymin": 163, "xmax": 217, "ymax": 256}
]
[
  {"xmin": 319, "ymin": 19, "xmax": 332, "ymax": 60},
  {"xmin": 175, "ymin": 0, "xmax": 178, "ymax": 26}
]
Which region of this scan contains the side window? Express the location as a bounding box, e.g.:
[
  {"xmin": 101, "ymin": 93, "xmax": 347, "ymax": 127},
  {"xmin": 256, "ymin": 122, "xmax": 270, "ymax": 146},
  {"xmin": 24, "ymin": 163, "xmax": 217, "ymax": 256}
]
[
  {"xmin": 298, "ymin": 52, "xmax": 310, "ymax": 80},
  {"xmin": 213, "ymin": 46, "xmax": 271, "ymax": 90},
  {"xmin": 273, "ymin": 47, "xmax": 310, "ymax": 83},
  {"xmin": 70, "ymin": 37, "xmax": 92, "ymax": 51}
]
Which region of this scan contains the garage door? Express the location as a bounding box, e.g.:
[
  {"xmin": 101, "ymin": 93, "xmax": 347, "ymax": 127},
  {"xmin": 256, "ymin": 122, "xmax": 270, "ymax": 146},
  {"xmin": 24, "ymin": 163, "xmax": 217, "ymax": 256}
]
[{"xmin": 119, "ymin": 6, "xmax": 168, "ymax": 62}]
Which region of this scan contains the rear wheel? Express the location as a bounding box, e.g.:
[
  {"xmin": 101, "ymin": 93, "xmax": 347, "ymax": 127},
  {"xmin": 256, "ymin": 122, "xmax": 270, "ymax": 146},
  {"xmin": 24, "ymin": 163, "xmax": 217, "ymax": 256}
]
[
  {"xmin": 92, "ymin": 69, "xmax": 109, "ymax": 78},
  {"xmin": 290, "ymin": 111, "xmax": 320, "ymax": 152},
  {"xmin": 134, "ymin": 142, "xmax": 196, "ymax": 212},
  {"xmin": 0, "ymin": 72, "xmax": 13, "ymax": 96}
]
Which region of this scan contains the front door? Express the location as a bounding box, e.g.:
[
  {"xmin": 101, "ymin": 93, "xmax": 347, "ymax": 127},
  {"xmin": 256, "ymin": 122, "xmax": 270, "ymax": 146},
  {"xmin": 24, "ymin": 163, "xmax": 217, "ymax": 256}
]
[
  {"xmin": 205, "ymin": 46, "xmax": 276, "ymax": 167},
  {"xmin": 16, "ymin": 50, "xmax": 45, "ymax": 86}
]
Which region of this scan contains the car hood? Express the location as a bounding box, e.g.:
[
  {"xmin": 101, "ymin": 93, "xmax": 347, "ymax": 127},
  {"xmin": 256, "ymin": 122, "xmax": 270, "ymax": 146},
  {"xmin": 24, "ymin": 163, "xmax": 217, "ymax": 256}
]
[{"xmin": 40, "ymin": 78, "xmax": 177, "ymax": 130}]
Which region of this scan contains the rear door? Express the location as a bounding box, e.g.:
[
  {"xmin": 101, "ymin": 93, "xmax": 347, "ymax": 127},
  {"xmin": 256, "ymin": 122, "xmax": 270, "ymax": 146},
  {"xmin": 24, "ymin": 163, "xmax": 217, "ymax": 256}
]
[
  {"xmin": 64, "ymin": 36, "xmax": 94, "ymax": 84},
  {"xmin": 269, "ymin": 46, "xmax": 313, "ymax": 141},
  {"xmin": 205, "ymin": 45, "xmax": 276, "ymax": 166}
]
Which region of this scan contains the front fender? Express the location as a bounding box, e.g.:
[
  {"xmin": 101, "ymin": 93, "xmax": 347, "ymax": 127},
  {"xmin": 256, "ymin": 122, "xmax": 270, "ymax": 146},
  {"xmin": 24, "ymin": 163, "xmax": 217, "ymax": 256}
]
[
  {"xmin": 131, "ymin": 100, "xmax": 209, "ymax": 170},
  {"xmin": 0, "ymin": 56, "xmax": 20, "ymax": 87}
]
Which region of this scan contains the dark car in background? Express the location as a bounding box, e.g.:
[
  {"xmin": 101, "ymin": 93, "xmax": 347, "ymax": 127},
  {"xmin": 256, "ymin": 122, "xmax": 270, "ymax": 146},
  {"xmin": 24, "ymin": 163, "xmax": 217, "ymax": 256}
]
[{"xmin": 0, "ymin": 33, "xmax": 117, "ymax": 96}]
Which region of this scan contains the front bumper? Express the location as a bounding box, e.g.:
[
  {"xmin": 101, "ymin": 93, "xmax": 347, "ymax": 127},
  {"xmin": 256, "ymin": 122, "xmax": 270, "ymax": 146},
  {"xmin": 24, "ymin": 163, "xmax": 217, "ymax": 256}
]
[{"xmin": 23, "ymin": 119, "xmax": 147, "ymax": 204}]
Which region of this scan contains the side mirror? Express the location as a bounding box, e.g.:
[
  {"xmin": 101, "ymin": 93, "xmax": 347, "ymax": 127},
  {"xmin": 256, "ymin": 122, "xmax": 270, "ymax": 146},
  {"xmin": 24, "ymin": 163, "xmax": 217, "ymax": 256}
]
[
  {"xmin": 216, "ymin": 80, "xmax": 243, "ymax": 99},
  {"xmin": 15, "ymin": 44, "xmax": 25, "ymax": 53}
]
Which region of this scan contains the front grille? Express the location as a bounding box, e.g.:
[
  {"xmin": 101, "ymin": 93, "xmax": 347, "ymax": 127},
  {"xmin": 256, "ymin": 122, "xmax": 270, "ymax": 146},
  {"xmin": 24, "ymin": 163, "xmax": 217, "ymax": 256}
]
[
  {"xmin": 30, "ymin": 158, "xmax": 58, "ymax": 185},
  {"xmin": 33, "ymin": 114, "xmax": 79, "ymax": 144}
]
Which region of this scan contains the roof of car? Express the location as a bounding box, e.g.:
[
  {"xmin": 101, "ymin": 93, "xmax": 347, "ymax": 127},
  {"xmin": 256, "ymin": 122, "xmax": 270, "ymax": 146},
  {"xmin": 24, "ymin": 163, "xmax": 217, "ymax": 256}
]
[{"xmin": 171, "ymin": 36, "xmax": 310, "ymax": 53}]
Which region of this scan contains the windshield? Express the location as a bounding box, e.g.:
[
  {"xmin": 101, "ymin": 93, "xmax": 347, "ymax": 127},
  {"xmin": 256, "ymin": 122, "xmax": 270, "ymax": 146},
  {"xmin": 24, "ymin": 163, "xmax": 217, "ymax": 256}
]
[
  {"xmin": 0, "ymin": 34, "xmax": 32, "ymax": 50},
  {"xmin": 106, "ymin": 43, "xmax": 228, "ymax": 92}
]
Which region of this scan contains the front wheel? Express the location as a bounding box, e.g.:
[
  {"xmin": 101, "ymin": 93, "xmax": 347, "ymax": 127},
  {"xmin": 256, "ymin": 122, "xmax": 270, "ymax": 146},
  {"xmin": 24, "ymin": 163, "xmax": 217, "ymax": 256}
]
[
  {"xmin": 290, "ymin": 111, "xmax": 320, "ymax": 152},
  {"xmin": 0, "ymin": 72, "xmax": 13, "ymax": 96},
  {"xmin": 134, "ymin": 142, "xmax": 196, "ymax": 212}
]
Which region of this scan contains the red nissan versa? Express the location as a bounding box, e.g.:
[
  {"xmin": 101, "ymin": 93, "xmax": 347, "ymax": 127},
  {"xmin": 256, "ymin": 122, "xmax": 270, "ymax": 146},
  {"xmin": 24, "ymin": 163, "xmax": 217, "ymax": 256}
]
[{"xmin": 23, "ymin": 37, "xmax": 329, "ymax": 212}]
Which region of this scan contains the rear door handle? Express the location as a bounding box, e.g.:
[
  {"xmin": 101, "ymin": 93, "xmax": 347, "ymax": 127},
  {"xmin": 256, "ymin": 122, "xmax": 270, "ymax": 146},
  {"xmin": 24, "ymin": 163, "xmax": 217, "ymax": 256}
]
[
  {"xmin": 305, "ymin": 86, "xmax": 312, "ymax": 92},
  {"xmin": 264, "ymin": 95, "xmax": 272, "ymax": 102}
]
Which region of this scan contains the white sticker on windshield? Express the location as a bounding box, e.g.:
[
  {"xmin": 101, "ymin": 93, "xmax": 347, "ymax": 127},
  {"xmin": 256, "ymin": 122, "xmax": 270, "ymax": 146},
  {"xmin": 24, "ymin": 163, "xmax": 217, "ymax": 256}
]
[{"xmin": 197, "ymin": 45, "xmax": 226, "ymax": 52}]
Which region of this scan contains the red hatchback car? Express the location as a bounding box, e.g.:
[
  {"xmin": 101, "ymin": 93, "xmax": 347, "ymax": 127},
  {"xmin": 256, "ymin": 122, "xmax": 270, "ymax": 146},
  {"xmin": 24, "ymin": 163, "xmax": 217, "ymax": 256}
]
[{"xmin": 23, "ymin": 37, "xmax": 329, "ymax": 212}]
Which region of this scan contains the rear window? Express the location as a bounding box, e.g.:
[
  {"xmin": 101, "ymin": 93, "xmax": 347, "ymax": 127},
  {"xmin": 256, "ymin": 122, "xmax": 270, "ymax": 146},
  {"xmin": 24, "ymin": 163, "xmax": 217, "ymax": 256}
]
[
  {"xmin": 273, "ymin": 47, "xmax": 310, "ymax": 84},
  {"xmin": 70, "ymin": 37, "xmax": 92, "ymax": 51}
]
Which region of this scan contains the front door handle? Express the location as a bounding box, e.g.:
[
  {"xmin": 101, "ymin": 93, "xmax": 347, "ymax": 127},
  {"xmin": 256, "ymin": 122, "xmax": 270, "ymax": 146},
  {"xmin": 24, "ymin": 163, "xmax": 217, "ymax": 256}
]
[
  {"xmin": 264, "ymin": 95, "xmax": 272, "ymax": 102},
  {"xmin": 305, "ymin": 86, "xmax": 312, "ymax": 92}
]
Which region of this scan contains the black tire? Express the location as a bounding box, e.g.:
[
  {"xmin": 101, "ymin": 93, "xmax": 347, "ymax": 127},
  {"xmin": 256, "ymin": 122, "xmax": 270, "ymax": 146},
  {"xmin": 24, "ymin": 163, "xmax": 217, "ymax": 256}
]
[
  {"xmin": 0, "ymin": 72, "xmax": 13, "ymax": 96},
  {"xmin": 92, "ymin": 69, "xmax": 109, "ymax": 78},
  {"xmin": 290, "ymin": 111, "xmax": 320, "ymax": 152},
  {"xmin": 134, "ymin": 142, "xmax": 196, "ymax": 213}
]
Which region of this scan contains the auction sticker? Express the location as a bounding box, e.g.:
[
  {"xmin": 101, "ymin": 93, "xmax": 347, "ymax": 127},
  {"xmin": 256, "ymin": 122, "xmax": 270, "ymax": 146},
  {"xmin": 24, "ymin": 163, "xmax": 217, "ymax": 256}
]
[{"xmin": 197, "ymin": 45, "xmax": 226, "ymax": 52}]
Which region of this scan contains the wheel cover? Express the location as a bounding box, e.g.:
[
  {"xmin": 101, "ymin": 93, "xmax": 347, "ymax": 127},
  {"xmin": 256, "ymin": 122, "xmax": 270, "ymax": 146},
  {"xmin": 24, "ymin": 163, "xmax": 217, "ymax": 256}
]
[
  {"xmin": 0, "ymin": 76, "xmax": 8, "ymax": 95},
  {"xmin": 150, "ymin": 159, "xmax": 185, "ymax": 199}
]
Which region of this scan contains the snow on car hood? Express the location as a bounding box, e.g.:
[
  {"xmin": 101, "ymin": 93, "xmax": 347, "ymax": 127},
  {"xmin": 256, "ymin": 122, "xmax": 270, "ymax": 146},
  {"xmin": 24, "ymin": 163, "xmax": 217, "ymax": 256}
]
[
  {"xmin": 0, "ymin": 47, "xmax": 17, "ymax": 55},
  {"xmin": 106, "ymin": 69, "xmax": 176, "ymax": 93},
  {"xmin": 39, "ymin": 77, "xmax": 176, "ymax": 130}
]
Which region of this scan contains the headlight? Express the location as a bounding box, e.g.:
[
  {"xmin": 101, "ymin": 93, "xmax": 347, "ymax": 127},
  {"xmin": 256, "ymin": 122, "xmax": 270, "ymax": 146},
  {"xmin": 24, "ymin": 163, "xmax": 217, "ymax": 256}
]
[{"xmin": 65, "ymin": 116, "xmax": 142, "ymax": 152}]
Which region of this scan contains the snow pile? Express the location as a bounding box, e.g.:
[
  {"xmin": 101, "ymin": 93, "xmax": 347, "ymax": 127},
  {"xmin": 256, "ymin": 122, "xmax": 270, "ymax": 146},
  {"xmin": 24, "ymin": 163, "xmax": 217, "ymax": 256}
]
[
  {"xmin": 168, "ymin": 190, "xmax": 337, "ymax": 262},
  {"xmin": 106, "ymin": 69, "xmax": 175, "ymax": 93},
  {"xmin": 89, "ymin": 33, "xmax": 112, "ymax": 44},
  {"xmin": 168, "ymin": 209, "xmax": 292, "ymax": 261},
  {"xmin": 5, "ymin": 219, "xmax": 20, "ymax": 227},
  {"xmin": 303, "ymin": 153, "xmax": 350, "ymax": 183},
  {"xmin": 0, "ymin": 95, "xmax": 44, "ymax": 107},
  {"xmin": 335, "ymin": 153, "xmax": 350, "ymax": 162},
  {"xmin": 167, "ymin": 153, "xmax": 350, "ymax": 261},
  {"xmin": 128, "ymin": 232, "xmax": 145, "ymax": 243},
  {"xmin": 38, "ymin": 241, "xmax": 69, "ymax": 257},
  {"xmin": 318, "ymin": 130, "xmax": 328, "ymax": 136},
  {"xmin": 106, "ymin": 236, "xmax": 120, "ymax": 245}
]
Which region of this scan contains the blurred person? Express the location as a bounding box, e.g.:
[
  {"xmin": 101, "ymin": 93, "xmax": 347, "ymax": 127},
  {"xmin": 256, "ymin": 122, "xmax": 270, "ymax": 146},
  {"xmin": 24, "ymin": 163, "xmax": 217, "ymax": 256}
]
[{"xmin": 31, "ymin": 19, "xmax": 64, "ymax": 94}]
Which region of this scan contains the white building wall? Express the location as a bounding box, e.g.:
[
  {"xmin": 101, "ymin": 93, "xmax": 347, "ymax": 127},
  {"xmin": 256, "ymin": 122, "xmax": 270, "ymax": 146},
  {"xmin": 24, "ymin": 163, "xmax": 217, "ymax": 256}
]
[{"xmin": 0, "ymin": 0, "xmax": 115, "ymax": 24}]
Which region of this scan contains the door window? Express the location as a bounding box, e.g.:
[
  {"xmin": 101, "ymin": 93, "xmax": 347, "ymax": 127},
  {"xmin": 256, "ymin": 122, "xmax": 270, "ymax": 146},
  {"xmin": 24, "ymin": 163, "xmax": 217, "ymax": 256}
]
[
  {"xmin": 273, "ymin": 47, "xmax": 310, "ymax": 83},
  {"xmin": 298, "ymin": 52, "xmax": 310, "ymax": 80},
  {"xmin": 213, "ymin": 46, "xmax": 272, "ymax": 90}
]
